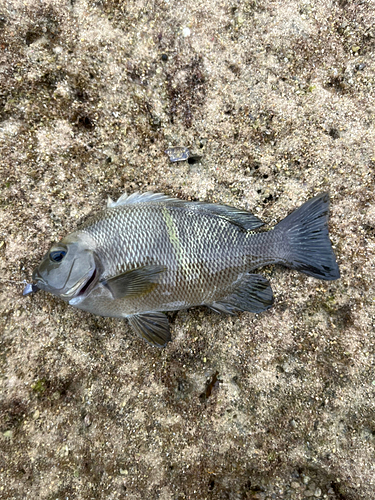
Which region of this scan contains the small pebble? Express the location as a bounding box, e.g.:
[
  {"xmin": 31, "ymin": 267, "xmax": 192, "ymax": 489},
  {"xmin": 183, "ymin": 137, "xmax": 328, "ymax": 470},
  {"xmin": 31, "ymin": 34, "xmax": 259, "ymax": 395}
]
[
  {"xmin": 165, "ymin": 146, "xmax": 190, "ymax": 162},
  {"xmin": 84, "ymin": 414, "xmax": 92, "ymax": 427},
  {"xmin": 314, "ymin": 488, "xmax": 322, "ymax": 497},
  {"xmin": 182, "ymin": 27, "xmax": 191, "ymax": 37}
]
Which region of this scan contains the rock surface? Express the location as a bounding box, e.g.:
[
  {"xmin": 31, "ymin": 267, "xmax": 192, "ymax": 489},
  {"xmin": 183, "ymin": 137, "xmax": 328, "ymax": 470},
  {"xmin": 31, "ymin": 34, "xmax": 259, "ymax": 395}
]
[{"xmin": 0, "ymin": 0, "xmax": 374, "ymax": 499}]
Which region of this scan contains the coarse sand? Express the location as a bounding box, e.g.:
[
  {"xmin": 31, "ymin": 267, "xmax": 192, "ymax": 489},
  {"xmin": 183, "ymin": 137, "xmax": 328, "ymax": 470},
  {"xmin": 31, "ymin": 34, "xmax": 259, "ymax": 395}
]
[{"xmin": 0, "ymin": 0, "xmax": 374, "ymax": 499}]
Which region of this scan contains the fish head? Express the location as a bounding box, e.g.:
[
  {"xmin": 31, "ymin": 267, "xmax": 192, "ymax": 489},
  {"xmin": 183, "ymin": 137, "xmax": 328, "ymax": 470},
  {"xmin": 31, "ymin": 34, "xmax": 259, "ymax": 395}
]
[{"xmin": 32, "ymin": 233, "xmax": 102, "ymax": 301}]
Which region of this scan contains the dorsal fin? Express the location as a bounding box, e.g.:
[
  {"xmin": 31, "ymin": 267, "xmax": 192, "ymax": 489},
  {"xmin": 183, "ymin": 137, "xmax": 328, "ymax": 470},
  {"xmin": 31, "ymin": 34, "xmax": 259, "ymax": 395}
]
[
  {"xmin": 189, "ymin": 203, "xmax": 264, "ymax": 230},
  {"xmin": 107, "ymin": 191, "xmax": 178, "ymax": 208},
  {"xmin": 107, "ymin": 191, "xmax": 264, "ymax": 230}
]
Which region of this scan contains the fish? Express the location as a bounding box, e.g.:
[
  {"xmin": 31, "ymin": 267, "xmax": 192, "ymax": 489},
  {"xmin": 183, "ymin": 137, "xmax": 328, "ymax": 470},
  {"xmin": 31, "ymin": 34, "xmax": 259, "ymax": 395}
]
[{"xmin": 26, "ymin": 191, "xmax": 340, "ymax": 347}]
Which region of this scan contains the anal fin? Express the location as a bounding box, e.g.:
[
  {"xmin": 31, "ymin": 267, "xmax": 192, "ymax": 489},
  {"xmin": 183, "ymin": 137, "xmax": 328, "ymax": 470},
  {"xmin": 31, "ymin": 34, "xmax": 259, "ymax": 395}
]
[
  {"xmin": 128, "ymin": 312, "xmax": 171, "ymax": 347},
  {"xmin": 210, "ymin": 273, "xmax": 273, "ymax": 314}
]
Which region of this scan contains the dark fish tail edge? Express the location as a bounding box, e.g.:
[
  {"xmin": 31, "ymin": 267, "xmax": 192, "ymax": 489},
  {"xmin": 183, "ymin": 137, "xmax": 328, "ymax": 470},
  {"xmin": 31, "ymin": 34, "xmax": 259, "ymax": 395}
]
[{"xmin": 274, "ymin": 192, "xmax": 340, "ymax": 281}]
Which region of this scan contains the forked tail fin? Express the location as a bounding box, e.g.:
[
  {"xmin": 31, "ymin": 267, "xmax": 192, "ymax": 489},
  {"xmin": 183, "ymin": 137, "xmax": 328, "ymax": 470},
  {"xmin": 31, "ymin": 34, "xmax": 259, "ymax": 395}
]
[{"xmin": 274, "ymin": 193, "xmax": 340, "ymax": 280}]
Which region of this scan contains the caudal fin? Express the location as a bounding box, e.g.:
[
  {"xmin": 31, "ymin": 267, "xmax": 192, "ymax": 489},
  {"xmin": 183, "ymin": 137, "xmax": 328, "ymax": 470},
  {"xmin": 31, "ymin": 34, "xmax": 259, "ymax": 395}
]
[{"xmin": 274, "ymin": 193, "xmax": 340, "ymax": 280}]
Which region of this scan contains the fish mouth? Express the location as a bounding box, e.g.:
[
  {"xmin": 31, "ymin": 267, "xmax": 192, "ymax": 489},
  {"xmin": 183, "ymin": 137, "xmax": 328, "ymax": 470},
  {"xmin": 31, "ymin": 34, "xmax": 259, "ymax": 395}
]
[
  {"xmin": 32, "ymin": 272, "xmax": 47, "ymax": 291},
  {"xmin": 31, "ymin": 266, "xmax": 99, "ymax": 300}
]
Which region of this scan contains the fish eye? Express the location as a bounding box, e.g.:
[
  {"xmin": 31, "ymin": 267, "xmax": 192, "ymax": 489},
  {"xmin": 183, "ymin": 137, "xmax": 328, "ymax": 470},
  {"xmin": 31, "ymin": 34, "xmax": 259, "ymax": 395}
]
[{"xmin": 49, "ymin": 249, "xmax": 67, "ymax": 263}]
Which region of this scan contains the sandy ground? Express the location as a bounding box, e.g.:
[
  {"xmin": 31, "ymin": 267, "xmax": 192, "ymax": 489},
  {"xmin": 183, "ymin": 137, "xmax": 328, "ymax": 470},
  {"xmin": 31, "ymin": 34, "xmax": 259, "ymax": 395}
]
[{"xmin": 0, "ymin": 0, "xmax": 374, "ymax": 499}]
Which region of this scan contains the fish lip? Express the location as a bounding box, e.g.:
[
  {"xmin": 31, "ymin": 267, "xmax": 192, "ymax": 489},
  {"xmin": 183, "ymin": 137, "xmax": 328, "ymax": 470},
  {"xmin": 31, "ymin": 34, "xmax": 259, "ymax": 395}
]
[{"xmin": 32, "ymin": 271, "xmax": 45, "ymax": 290}]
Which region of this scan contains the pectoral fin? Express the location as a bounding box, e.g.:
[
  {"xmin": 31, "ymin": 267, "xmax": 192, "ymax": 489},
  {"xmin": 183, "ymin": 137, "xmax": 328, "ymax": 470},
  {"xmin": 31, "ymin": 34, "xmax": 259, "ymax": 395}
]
[
  {"xmin": 103, "ymin": 265, "xmax": 166, "ymax": 300},
  {"xmin": 128, "ymin": 312, "xmax": 171, "ymax": 347},
  {"xmin": 209, "ymin": 273, "xmax": 274, "ymax": 314}
]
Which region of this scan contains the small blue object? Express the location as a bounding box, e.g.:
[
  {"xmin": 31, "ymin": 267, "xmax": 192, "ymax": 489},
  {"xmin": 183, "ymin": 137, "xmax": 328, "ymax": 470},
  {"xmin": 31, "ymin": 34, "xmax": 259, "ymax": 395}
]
[
  {"xmin": 23, "ymin": 283, "xmax": 39, "ymax": 296},
  {"xmin": 165, "ymin": 146, "xmax": 190, "ymax": 162}
]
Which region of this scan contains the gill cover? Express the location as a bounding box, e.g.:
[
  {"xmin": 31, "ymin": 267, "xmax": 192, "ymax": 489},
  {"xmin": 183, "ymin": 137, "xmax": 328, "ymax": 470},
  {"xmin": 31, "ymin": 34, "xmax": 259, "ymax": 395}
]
[{"xmin": 32, "ymin": 233, "xmax": 102, "ymax": 300}]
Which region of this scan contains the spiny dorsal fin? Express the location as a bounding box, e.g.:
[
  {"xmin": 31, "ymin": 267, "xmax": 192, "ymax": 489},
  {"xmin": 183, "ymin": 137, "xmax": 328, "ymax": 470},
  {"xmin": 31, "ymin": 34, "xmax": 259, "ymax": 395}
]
[
  {"xmin": 107, "ymin": 191, "xmax": 179, "ymax": 208},
  {"xmin": 107, "ymin": 191, "xmax": 264, "ymax": 230}
]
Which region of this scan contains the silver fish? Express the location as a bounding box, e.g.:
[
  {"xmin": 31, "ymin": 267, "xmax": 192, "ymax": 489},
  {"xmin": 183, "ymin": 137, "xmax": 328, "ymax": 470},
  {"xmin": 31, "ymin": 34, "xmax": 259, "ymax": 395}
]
[{"xmin": 27, "ymin": 191, "xmax": 340, "ymax": 347}]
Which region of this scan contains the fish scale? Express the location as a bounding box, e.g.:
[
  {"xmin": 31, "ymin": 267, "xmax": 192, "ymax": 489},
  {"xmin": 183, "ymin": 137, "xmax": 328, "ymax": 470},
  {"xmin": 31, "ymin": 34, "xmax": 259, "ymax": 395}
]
[
  {"xmin": 80, "ymin": 204, "xmax": 263, "ymax": 309},
  {"xmin": 28, "ymin": 191, "xmax": 340, "ymax": 347}
]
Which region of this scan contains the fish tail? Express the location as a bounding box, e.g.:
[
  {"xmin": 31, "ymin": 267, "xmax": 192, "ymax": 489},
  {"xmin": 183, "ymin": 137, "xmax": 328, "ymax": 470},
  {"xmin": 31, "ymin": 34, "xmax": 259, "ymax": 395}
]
[{"xmin": 274, "ymin": 192, "xmax": 340, "ymax": 280}]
